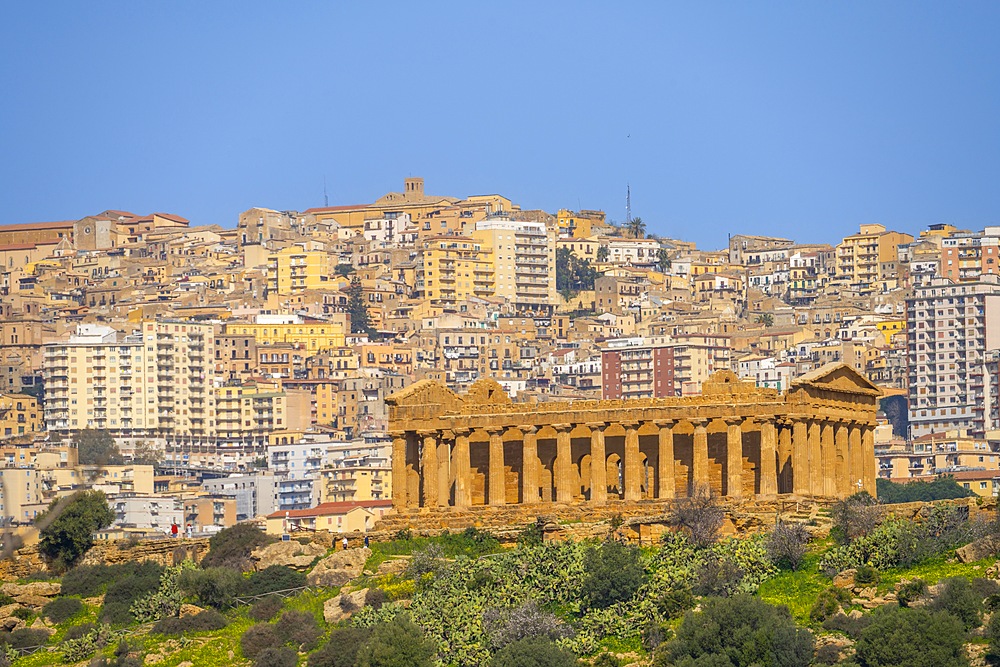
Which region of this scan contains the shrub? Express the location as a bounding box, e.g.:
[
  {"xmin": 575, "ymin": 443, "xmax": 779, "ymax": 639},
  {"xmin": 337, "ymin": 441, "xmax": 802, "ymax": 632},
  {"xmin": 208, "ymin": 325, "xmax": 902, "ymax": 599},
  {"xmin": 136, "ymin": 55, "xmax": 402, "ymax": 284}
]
[
  {"xmin": 972, "ymin": 577, "xmax": 1000, "ymax": 600},
  {"xmin": 580, "ymin": 540, "xmax": 646, "ymax": 610},
  {"xmin": 61, "ymin": 564, "xmax": 118, "ymax": 597},
  {"xmin": 201, "ymin": 523, "xmax": 275, "ymax": 571},
  {"xmin": 517, "ymin": 522, "xmax": 545, "ymax": 548},
  {"xmin": 65, "ymin": 623, "xmax": 96, "ymax": 641},
  {"xmin": 655, "ymin": 594, "xmax": 813, "ymax": 667},
  {"xmin": 490, "ymin": 637, "xmax": 579, "ymax": 667},
  {"xmin": 896, "ymin": 579, "xmax": 927, "ymax": 608},
  {"xmin": 179, "ymin": 566, "xmax": 244, "ymax": 609},
  {"xmin": 855, "ymin": 606, "xmax": 967, "ymax": 667},
  {"xmin": 6, "ymin": 628, "xmax": 50, "ymax": 650},
  {"xmin": 151, "ymin": 609, "xmax": 228, "ymax": 635},
  {"xmin": 669, "ymin": 485, "xmax": 724, "ymax": 547},
  {"xmin": 822, "ymin": 612, "xmax": 872, "ymax": 639},
  {"xmin": 483, "ymin": 600, "xmax": 571, "ymax": 650},
  {"xmin": 308, "ymin": 627, "xmax": 372, "ymax": 667},
  {"xmin": 654, "ymin": 587, "xmax": 695, "ymax": 620},
  {"xmin": 931, "ymin": 577, "xmax": 982, "ymax": 631},
  {"xmin": 37, "ymin": 491, "xmax": 116, "ymax": 571},
  {"xmin": 102, "ymin": 562, "xmax": 164, "ymax": 625},
  {"xmin": 766, "ymin": 521, "xmax": 811, "ymax": 571},
  {"xmin": 694, "ymin": 554, "xmax": 745, "ymax": 598},
  {"xmin": 249, "ymin": 595, "xmax": 284, "ymax": 622},
  {"xmin": 253, "ymin": 647, "xmax": 297, "ymax": 667},
  {"xmin": 854, "ymin": 565, "xmax": 879, "ymax": 585},
  {"xmin": 11, "ymin": 607, "xmax": 33, "ymax": 620},
  {"xmin": 810, "ymin": 588, "xmax": 850, "ymax": 623},
  {"xmin": 244, "ymin": 565, "xmax": 306, "ymax": 597},
  {"xmin": 275, "ymin": 609, "xmax": 322, "ymax": 651},
  {"xmin": 830, "ymin": 492, "xmax": 881, "ymax": 545},
  {"xmin": 43, "ymin": 596, "xmax": 83, "ymax": 623},
  {"xmin": 355, "ymin": 614, "xmax": 437, "ymax": 667},
  {"xmin": 593, "ymin": 654, "xmax": 622, "ymax": 667},
  {"xmin": 406, "ymin": 544, "xmax": 445, "ymax": 579},
  {"xmin": 241, "ymin": 623, "xmax": 281, "ymax": 660},
  {"xmin": 876, "ymin": 476, "xmax": 975, "ymax": 503}
]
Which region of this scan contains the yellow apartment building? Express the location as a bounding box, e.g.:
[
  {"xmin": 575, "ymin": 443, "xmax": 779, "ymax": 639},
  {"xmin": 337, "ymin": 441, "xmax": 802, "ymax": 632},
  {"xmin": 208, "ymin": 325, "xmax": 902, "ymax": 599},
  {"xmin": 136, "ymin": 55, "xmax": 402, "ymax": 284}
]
[
  {"xmin": 0, "ymin": 467, "xmax": 43, "ymax": 523},
  {"xmin": 836, "ymin": 224, "xmax": 914, "ymax": 293},
  {"xmin": 266, "ymin": 245, "xmax": 331, "ymax": 296},
  {"xmin": 556, "ymin": 209, "xmax": 606, "ymax": 239},
  {"xmin": 225, "ymin": 316, "xmax": 346, "ymax": 352},
  {"xmin": 557, "ymin": 236, "xmax": 600, "ymax": 262},
  {"xmin": 185, "ymin": 496, "xmax": 237, "ymax": 531},
  {"xmin": 319, "ymin": 460, "xmax": 391, "ymax": 504},
  {"xmin": 415, "ymin": 235, "xmax": 494, "ymax": 307},
  {"xmin": 215, "ymin": 383, "xmax": 289, "ymax": 451},
  {"xmin": 0, "ymin": 394, "xmax": 41, "ymax": 439},
  {"xmin": 473, "ymin": 216, "xmax": 557, "ymax": 313}
]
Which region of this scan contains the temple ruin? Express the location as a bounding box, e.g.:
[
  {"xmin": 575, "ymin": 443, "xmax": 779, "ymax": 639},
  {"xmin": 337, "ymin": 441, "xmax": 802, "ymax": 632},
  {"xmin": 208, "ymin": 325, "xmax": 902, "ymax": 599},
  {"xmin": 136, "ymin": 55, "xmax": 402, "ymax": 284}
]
[{"xmin": 386, "ymin": 363, "xmax": 881, "ymax": 511}]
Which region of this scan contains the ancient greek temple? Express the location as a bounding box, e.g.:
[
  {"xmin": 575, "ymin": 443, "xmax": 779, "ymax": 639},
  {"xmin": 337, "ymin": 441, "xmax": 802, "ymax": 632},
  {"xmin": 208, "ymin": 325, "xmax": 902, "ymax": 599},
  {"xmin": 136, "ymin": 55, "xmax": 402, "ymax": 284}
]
[{"xmin": 386, "ymin": 363, "xmax": 881, "ymax": 511}]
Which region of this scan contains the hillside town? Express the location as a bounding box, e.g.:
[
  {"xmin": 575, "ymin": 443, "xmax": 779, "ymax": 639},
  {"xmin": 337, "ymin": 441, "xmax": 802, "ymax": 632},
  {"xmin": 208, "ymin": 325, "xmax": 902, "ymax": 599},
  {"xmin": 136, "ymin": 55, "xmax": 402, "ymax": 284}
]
[{"xmin": 0, "ymin": 176, "xmax": 997, "ymax": 539}]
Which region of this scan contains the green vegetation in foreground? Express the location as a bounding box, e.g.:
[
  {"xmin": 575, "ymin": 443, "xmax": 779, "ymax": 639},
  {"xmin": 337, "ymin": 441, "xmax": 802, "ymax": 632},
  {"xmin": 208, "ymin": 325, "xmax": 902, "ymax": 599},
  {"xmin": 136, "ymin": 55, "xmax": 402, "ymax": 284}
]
[{"xmin": 13, "ymin": 493, "xmax": 1000, "ymax": 667}]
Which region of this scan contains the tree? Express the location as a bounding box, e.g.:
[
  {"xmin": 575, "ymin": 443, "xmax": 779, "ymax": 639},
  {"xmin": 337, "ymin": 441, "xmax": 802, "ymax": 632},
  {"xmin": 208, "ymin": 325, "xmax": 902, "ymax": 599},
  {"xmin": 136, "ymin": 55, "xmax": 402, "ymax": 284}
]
[
  {"xmin": 130, "ymin": 441, "xmax": 161, "ymax": 467},
  {"xmin": 876, "ymin": 476, "xmax": 974, "ymax": 504},
  {"xmin": 556, "ymin": 247, "xmax": 598, "ymax": 294},
  {"xmin": 596, "ymin": 245, "xmax": 609, "ymax": 262},
  {"xmin": 580, "ymin": 540, "xmax": 647, "ymax": 610},
  {"xmin": 37, "ymin": 490, "xmax": 115, "ymax": 571},
  {"xmin": 766, "ymin": 521, "xmax": 811, "ymax": 571},
  {"xmin": 201, "ymin": 522, "xmax": 275, "ymax": 571},
  {"xmin": 491, "ymin": 638, "xmax": 579, "ymax": 667},
  {"xmin": 754, "ymin": 313, "xmax": 775, "ymax": 328},
  {"xmin": 656, "ymin": 594, "xmax": 813, "ymax": 667},
  {"xmin": 656, "ymin": 247, "xmax": 671, "ymax": 273},
  {"xmin": 347, "ymin": 276, "xmax": 374, "ymax": 336},
  {"xmin": 74, "ymin": 429, "xmax": 123, "ymax": 466},
  {"xmin": 625, "ymin": 216, "xmax": 647, "ymax": 239},
  {"xmin": 356, "ymin": 614, "xmax": 437, "ymax": 667},
  {"xmin": 830, "ymin": 492, "xmax": 881, "ymax": 545},
  {"xmin": 309, "ymin": 627, "xmax": 372, "ymax": 667},
  {"xmin": 854, "ymin": 606, "xmax": 968, "ymax": 667},
  {"xmin": 669, "ymin": 484, "xmax": 724, "ymax": 548}
]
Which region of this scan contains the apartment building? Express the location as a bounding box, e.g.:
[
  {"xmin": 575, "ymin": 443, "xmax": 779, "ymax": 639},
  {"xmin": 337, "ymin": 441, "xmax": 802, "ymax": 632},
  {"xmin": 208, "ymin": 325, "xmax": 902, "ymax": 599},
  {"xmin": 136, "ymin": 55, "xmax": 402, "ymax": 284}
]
[
  {"xmin": 906, "ymin": 276, "xmax": 1000, "ymax": 438},
  {"xmin": 266, "ymin": 245, "xmax": 331, "ymax": 295},
  {"xmin": 202, "ymin": 473, "xmax": 280, "ymax": 521},
  {"xmin": 415, "ymin": 235, "xmax": 493, "ymax": 308},
  {"xmin": 43, "ymin": 321, "xmax": 216, "ymax": 447},
  {"xmin": 0, "ymin": 394, "xmax": 40, "ymax": 439},
  {"xmin": 601, "ymin": 337, "xmax": 677, "ymax": 399},
  {"xmin": 184, "ymin": 496, "xmax": 237, "ymax": 533},
  {"xmin": 268, "ymin": 440, "xmax": 325, "ymax": 511},
  {"xmin": 940, "ymin": 227, "xmax": 1000, "ymax": 283},
  {"xmin": 836, "ymin": 224, "xmax": 913, "ymax": 293},
  {"xmin": 224, "ymin": 314, "xmax": 346, "ymax": 352},
  {"xmin": 474, "ymin": 215, "xmax": 557, "ymax": 313},
  {"xmin": 0, "ymin": 467, "xmax": 42, "ymax": 523},
  {"xmin": 214, "ymin": 383, "xmax": 289, "ymax": 453}
]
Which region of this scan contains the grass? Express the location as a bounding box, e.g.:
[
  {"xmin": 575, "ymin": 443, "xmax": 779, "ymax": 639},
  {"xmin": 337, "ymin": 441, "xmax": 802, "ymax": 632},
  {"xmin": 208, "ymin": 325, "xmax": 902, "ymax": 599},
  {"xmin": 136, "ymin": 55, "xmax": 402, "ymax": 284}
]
[
  {"xmin": 757, "ymin": 550, "xmax": 830, "ymax": 623},
  {"xmin": 365, "ymin": 529, "xmax": 504, "ymax": 570}
]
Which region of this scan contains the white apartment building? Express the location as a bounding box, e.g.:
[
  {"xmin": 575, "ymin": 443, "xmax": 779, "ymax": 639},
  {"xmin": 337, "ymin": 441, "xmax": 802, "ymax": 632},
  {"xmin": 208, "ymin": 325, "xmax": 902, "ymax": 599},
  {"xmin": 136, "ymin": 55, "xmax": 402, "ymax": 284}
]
[
  {"xmin": 43, "ymin": 321, "xmax": 216, "ymax": 447},
  {"xmin": 906, "ymin": 276, "xmax": 1000, "ymax": 438}
]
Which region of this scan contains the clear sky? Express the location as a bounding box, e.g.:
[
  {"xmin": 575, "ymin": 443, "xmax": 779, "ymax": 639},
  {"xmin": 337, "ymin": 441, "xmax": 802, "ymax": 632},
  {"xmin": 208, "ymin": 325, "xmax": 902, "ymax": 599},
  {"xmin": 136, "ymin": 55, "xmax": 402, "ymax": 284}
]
[{"xmin": 2, "ymin": 2, "xmax": 999, "ymax": 249}]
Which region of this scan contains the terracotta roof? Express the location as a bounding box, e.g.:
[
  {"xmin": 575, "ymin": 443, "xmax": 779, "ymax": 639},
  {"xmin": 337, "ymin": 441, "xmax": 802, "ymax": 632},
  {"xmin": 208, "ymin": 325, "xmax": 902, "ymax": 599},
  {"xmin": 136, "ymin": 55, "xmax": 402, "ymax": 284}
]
[
  {"xmin": 153, "ymin": 212, "xmax": 190, "ymax": 224},
  {"xmin": 267, "ymin": 501, "xmax": 392, "ymax": 519},
  {"xmin": 303, "ymin": 205, "xmax": 369, "ymax": 214},
  {"xmin": 0, "ymin": 221, "xmax": 75, "ymax": 231}
]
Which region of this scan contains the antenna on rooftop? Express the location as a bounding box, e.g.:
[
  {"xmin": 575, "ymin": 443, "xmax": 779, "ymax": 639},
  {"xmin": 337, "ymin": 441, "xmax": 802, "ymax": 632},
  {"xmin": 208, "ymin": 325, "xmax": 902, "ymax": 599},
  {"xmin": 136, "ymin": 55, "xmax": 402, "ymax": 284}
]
[
  {"xmin": 626, "ymin": 183, "xmax": 632, "ymax": 224},
  {"xmin": 323, "ymin": 176, "xmax": 329, "ymax": 207}
]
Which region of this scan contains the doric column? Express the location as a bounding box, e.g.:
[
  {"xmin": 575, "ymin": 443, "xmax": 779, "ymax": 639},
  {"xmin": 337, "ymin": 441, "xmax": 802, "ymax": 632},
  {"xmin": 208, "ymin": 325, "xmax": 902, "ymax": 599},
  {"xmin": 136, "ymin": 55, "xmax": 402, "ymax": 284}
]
[
  {"xmin": 554, "ymin": 423, "xmax": 573, "ymax": 503},
  {"xmin": 808, "ymin": 419, "xmax": 822, "ymax": 496},
  {"xmin": 419, "ymin": 430, "xmax": 438, "ymax": 507},
  {"xmin": 452, "ymin": 428, "xmax": 471, "ymax": 509},
  {"xmin": 724, "ymin": 417, "xmax": 743, "ymax": 498},
  {"xmin": 862, "ymin": 424, "xmax": 876, "ymax": 495},
  {"xmin": 588, "ymin": 422, "xmax": 607, "ymax": 505},
  {"xmin": 821, "ymin": 420, "xmax": 836, "ymax": 497},
  {"xmin": 487, "ymin": 426, "xmax": 506, "ymax": 506},
  {"xmin": 777, "ymin": 417, "xmax": 792, "ymax": 494},
  {"xmin": 835, "ymin": 421, "xmax": 850, "ymax": 498},
  {"xmin": 656, "ymin": 420, "xmax": 675, "ymax": 500},
  {"xmin": 759, "ymin": 419, "xmax": 778, "ymax": 496},
  {"xmin": 390, "ymin": 431, "xmax": 408, "ymax": 510},
  {"xmin": 623, "ymin": 421, "xmax": 641, "ymax": 502},
  {"xmin": 521, "ymin": 425, "xmax": 539, "ymax": 504},
  {"xmin": 438, "ymin": 432, "xmax": 451, "ymax": 506},
  {"xmin": 690, "ymin": 418, "xmax": 710, "ymax": 494},
  {"xmin": 791, "ymin": 417, "xmax": 809, "ymax": 495},
  {"xmin": 849, "ymin": 424, "xmax": 863, "ymax": 493}
]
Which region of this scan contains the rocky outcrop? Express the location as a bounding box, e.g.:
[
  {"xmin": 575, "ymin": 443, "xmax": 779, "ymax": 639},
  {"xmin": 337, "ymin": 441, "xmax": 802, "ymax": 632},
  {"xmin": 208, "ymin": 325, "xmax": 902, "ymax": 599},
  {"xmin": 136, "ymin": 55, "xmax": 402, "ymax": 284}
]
[
  {"xmin": 307, "ymin": 548, "xmax": 370, "ymax": 587},
  {"xmin": 957, "ymin": 537, "xmax": 999, "ymax": 564},
  {"xmin": 1, "ymin": 581, "xmax": 60, "ymax": 609},
  {"xmin": 833, "ymin": 569, "xmax": 856, "ymax": 588},
  {"xmin": 251, "ymin": 540, "xmax": 327, "ymax": 571},
  {"xmin": 323, "ymin": 588, "xmax": 369, "ymax": 625},
  {"xmin": 179, "ymin": 604, "xmax": 205, "ymax": 618}
]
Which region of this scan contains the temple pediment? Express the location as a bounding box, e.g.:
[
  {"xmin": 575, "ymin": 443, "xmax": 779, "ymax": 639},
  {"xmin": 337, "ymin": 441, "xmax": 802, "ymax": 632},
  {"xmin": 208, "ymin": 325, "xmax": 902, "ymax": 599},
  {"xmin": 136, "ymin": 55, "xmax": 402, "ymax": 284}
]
[
  {"xmin": 386, "ymin": 379, "xmax": 463, "ymax": 411},
  {"xmin": 789, "ymin": 362, "xmax": 882, "ymax": 397}
]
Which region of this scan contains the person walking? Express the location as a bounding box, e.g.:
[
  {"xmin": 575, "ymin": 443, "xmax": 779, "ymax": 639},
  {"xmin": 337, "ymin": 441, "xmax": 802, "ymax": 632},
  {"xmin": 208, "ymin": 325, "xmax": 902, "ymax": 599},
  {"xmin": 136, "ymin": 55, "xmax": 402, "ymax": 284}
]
[
  {"xmin": 363, "ymin": 535, "xmax": 370, "ymax": 549},
  {"xmin": 342, "ymin": 536, "xmax": 349, "ymax": 550}
]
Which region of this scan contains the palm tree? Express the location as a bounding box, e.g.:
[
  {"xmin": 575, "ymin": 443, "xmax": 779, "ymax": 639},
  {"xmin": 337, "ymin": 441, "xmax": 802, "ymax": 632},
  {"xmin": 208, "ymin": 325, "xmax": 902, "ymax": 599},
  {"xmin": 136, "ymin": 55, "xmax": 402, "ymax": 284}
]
[
  {"xmin": 754, "ymin": 313, "xmax": 775, "ymax": 328},
  {"xmin": 625, "ymin": 216, "xmax": 646, "ymax": 239}
]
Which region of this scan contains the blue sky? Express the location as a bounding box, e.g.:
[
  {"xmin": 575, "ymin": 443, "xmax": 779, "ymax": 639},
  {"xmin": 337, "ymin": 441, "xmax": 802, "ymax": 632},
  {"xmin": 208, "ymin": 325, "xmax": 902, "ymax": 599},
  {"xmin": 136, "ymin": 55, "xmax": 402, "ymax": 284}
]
[{"xmin": 2, "ymin": 2, "xmax": 999, "ymax": 249}]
